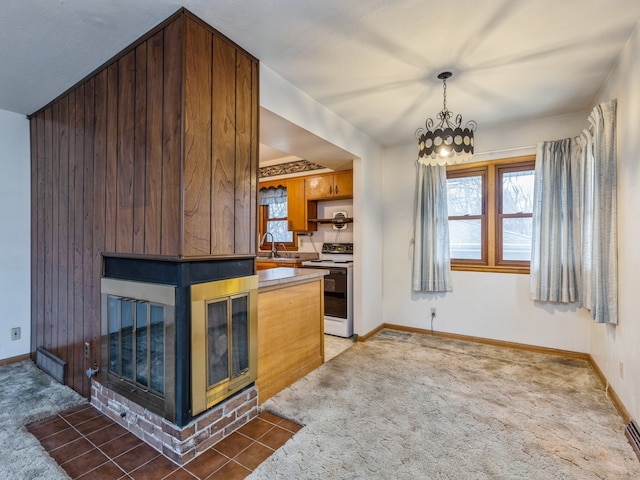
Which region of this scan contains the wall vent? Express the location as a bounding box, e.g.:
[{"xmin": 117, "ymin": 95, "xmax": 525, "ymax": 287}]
[
  {"xmin": 626, "ymin": 420, "xmax": 640, "ymax": 461},
  {"xmin": 36, "ymin": 347, "xmax": 67, "ymax": 385}
]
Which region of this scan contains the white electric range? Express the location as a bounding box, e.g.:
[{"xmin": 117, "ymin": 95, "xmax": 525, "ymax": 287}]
[{"xmin": 301, "ymin": 243, "xmax": 353, "ymax": 338}]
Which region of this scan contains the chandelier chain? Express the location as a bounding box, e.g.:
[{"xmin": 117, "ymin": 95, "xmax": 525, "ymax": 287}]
[{"xmin": 442, "ymin": 77, "xmax": 447, "ymax": 111}]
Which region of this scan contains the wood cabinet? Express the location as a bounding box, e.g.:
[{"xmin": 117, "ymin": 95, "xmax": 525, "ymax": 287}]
[
  {"xmin": 305, "ymin": 171, "xmax": 353, "ymax": 200},
  {"xmin": 286, "ymin": 177, "xmax": 317, "ymax": 232}
]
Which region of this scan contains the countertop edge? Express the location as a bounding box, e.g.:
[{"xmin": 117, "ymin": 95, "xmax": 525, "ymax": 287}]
[{"xmin": 258, "ymin": 267, "xmax": 328, "ymax": 289}]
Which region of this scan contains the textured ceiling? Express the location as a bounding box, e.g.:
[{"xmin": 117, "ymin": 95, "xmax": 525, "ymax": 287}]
[{"xmin": 2, "ymin": 0, "xmax": 639, "ymax": 152}]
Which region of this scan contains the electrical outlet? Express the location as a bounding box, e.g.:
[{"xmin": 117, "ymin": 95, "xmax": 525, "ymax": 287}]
[
  {"xmin": 431, "ymin": 307, "xmax": 436, "ymax": 316},
  {"xmin": 11, "ymin": 327, "xmax": 21, "ymax": 341},
  {"xmin": 619, "ymin": 361, "xmax": 624, "ymax": 379},
  {"xmin": 84, "ymin": 342, "xmax": 90, "ymax": 359}
]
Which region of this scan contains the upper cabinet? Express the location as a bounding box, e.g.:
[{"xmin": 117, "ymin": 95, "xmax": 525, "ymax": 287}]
[
  {"xmin": 286, "ymin": 177, "xmax": 317, "ymax": 232},
  {"xmin": 305, "ymin": 171, "xmax": 353, "ymax": 200}
]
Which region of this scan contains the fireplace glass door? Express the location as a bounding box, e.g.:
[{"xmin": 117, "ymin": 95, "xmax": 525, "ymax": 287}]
[
  {"xmin": 101, "ymin": 278, "xmax": 176, "ymax": 420},
  {"xmin": 191, "ymin": 276, "xmax": 258, "ymax": 416}
]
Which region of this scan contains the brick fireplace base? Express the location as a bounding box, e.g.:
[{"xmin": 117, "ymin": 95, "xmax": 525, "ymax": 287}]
[{"xmin": 91, "ymin": 380, "xmax": 258, "ymax": 464}]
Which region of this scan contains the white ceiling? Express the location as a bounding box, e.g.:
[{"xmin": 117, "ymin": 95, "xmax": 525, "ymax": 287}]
[{"xmin": 2, "ymin": 0, "xmax": 640, "ymax": 163}]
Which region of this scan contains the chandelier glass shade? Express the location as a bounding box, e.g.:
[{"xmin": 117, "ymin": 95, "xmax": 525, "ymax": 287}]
[{"xmin": 416, "ymin": 72, "xmax": 476, "ymax": 166}]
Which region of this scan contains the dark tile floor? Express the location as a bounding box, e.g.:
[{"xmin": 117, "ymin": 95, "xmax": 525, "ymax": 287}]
[{"xmin": 27, "ymin": 405, "xmax": 301, "ymax": 480}]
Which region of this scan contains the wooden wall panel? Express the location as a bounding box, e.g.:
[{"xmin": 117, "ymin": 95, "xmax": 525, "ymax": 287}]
[
  {"xmin": 145, "ymin": 30, "xmax": 164, "ymax": 255},
  {"xmin": 234, "ymin": 51, "xmax": 255, "ymax": 254},
  {"xmin": 161, "ymin": 18, "xmax": 183, "ymax": 256},
  {"xmin": 82, "ymin": 78, "xmax": 95, "ymax": 386},
  {"xmin": 56, "ymin": 96, "xmax": 70, "ymax": 366},
  {"xmin": 183, "ymin": 19, "xmax": 212, "ymax": 256},
  {"xmin": 92, "ymin": 70, "xmax": 107, "ymax": 368},
  {"xmin": 211, "ymin": 37, "xmax": 236, "ymax": 255},
  {"xmin": 29, "ymin": 10, "xmax": 259, "ymax": 398},
  {"xmin": 105, "ymin": 63, "xmax": 118, "ymax": 253},
  {"xmin": 133, "ymin": 43, "xmax": 148, "ymax": 255},
  {"xmin": 50, "ymin": 103, "xmax": 59, "ymax": 358},
  {"xmin": 43, "ymin": 107, "xmax": 53, "ymax": 356},
  {"xmin": 72, "ymin": 85, "xmax": 85, "ymax": 394},
  {"xmin": 116, "ymin": 51, "xmax": 135, "ymax": 253}
]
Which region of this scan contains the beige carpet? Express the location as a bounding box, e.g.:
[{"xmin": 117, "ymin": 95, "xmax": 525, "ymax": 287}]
[
  {"xmin": 250, "ymin": 329, "xmax": 640, "ymax": 479},
  {"xmin": 0, "ymin": 360, "xmax": 86, "ymax": 480}
]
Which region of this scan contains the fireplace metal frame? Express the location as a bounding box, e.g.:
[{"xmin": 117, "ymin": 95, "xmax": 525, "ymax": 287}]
[
  {"xmin": 190, "ymin": 275, "xmax": 258, "ymax": 416},
  {"xmin": 100, "ymin": 277, "xmax": 177, "ymax": 421}
]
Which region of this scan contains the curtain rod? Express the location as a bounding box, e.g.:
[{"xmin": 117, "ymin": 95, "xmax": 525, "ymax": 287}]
[{"xmin": 474, "ymin": 144, "xmax": 537, "ymax": 156}]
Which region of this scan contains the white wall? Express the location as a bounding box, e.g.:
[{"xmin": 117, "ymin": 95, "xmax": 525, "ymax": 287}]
[
  {"xmin": 260, "ymin": 64, "xmax": 385, "ymax": 336},
  {"xmin": 0, "ymin": 109, "xmax": 31, "ymax": 361},
  {"xmin": 590, "ymin": 22, "xmax": 640, "ymax": 422},
  {"xmin": 381, "ymin": 110, "xmax": 594, "ymax": 353}
]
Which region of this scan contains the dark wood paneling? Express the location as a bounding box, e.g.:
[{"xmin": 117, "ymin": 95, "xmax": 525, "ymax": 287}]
[
  {"xmin": 183, "ymin": 19, "xmax": 212, "ymax": 256},
  {"xmin": 161, "ymin": 18, "xmax": 183, "ymax": 256},
  {"xmin": 145, "ymin": 30, "xmax": 164, "ymax": 255},
  {"xmin": 234, "ymin": 51, "xmax": 254, "ymax": 254},
  {"xmin": 211, "ymin": 37, "xmax": 236, "ymax": 255},
  {"xmin": 83, "ymin": 78, "xmax": 95, "ymax": 383},
  {"xmin": 56, "ymin": 95, "xmax": 70, "ymax": 366},
  {"xmin": 72, "ymin": 85, "xmax": 85, "ymax": 394},
  {"xmin": 29, "ymin": 11, "xmax": 259, "ymax": 398},
  {"xmin": 92, "ymin": 70, "xmax": 108, "ymax": 367},
  {"xmin": 116, "ymin": 50, "xmax": 135, "ymax": 253},
  {"xmin": 133, "ymin": 42, "xmax": 147, "ymax": 254},
  {"xmin": 105, "ymin": 63, "xmax": 118, "ymax": 253},
  {"xmin": 43, "ymin": 107, "xmax": 53, "ymax": 355}
]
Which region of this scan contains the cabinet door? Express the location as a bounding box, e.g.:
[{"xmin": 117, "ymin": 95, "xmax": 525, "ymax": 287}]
[
  {"xmin": 332, "ymin": 171, "xmax": 353, "ymax": 199},
  {"xmin": 287, "ymin": 178, "xmax": 317, "ymax": 232},
  {"xmin": 305, "ymin": 174, "xmax": 334, "ymax": 200}
]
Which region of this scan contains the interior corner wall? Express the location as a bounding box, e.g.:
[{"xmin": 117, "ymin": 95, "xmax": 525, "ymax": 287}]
[
  {"xmin": 589, "ymin": 20, "xmax": 640, "ymax": 423},
  {"xmin": 259, "ymin": 64, "xmax": 385, "ymax": 336},
  {"xmin": 0, "ymin": 109, "xmax": 31, "ymax": 361},
  {"xmin": 381, "ymin": 111, "xmax": 593, "ymax": 353}
]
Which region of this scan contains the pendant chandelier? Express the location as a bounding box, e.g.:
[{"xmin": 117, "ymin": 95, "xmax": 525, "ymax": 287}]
[{"xmin": 416, "ymin": 71, "xmax": 476, "ymax": 165}]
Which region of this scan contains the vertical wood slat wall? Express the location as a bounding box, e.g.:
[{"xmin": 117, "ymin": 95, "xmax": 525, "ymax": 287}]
[{"xmin": 29, "ymin": 10, "xmax": 259, "ymax": 397}]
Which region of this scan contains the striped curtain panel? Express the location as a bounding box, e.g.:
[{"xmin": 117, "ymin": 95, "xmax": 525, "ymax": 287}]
[
  {"xmin": 530, "ymin": 99, "xmax": 617, "ymax": 324},
  {"xmin": 412, "ymin": 163, "xmax": 452, "ymax": 292}
]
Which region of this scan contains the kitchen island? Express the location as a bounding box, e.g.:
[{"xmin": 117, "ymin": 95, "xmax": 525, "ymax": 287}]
[{"xmin": 257, "ymin": 267, "xmax": 327, "ymax": 403}]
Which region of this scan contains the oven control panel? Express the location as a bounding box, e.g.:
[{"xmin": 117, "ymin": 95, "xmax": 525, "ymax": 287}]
[{"xmin": 322, "ymin": 243, "xmax": 353, "ymax": 254}]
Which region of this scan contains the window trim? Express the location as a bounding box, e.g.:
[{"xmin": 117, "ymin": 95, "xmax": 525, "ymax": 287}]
[
  {"xmin": 447, "ymin": 155, "xmax": 535, "ymax": 274},
  {"xmin": 258, "ymin": 181, "xmax": 298, "ymax": 251},
  {"xmin": 495, "ymin": 160, "xmax": 535, "ymax": 268}
]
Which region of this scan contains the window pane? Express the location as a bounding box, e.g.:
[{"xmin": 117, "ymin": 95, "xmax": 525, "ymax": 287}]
[
  {"xmin": 150, "ymin": 305, "xmax": 164, "ymax": 394},
  {"xmin": 502, "ymin": 170, "xmax": 534, "ymax": 214},
  {"xmin": 207, "ymin": 300, "xmax": 229, "ymax": 387},
  {"xmin": 447, "ymin": 175, "xmax": 482, "ymax": 216},
  {"xmin": 267, "ymin": 220, "xmax": 293, "ymax": 242},
  {"xmin": 502, "ymin": 217, "xmax": 532, "ymax": 261},
  {"xmin": 268, "ymin": 200, "xmax": 287, "ymax": 219},
  {"xmin": 449, "ymin": 219, "xmax": 482, "ymax": 259},
  {"xmin": 135, "ymin": 302, "xmax": 148, "ymax": 387}
]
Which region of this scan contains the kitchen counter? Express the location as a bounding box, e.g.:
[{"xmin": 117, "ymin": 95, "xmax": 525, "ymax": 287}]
[
  {"xmin": 256, "ymin": 252, "xmax": 319, "ymax": 271},
  {"xmin": 258, "ymin": 266, "xmax": 327, "ymax": 289},
  {"xmin": 256, "ymin": 267, "xmax": 327, "ymax": 403}
]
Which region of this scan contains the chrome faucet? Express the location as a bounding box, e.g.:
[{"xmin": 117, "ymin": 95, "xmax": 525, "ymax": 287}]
[
  {"xmin": 260, "ymin": 232, "xmax": 277, "ymax": 258},
  {"xmin": 278, "ymin": 243, "xmax": 288, "ymax": 258}
]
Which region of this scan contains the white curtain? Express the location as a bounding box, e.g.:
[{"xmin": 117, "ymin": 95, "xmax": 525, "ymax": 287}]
[
  {"xmin": 530, "ymin": 100, "xmax": 617, "ymax": 324},
  {"xmin": 412, "ymin": 163, "xmax": 452, "ymax": 292}
]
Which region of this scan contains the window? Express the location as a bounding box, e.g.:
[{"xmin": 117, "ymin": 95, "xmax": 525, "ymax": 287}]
[
  {"xmin": 258, "ymin": 182, "xmax": 298, "ymax": 250},
  {"xmin": 446, "ymin": 156, "xmax": 535, "ymax": 273}
]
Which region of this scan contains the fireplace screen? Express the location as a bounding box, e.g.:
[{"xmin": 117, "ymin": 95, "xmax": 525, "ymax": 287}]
[
  {"xmin": 191, "ymin": 276, "xmax": 258, "ymax": 416},
  {"xmin": 101, "ymin": 278, "xmax": 176, "ymax": 420}
]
